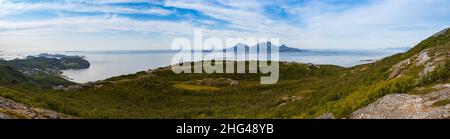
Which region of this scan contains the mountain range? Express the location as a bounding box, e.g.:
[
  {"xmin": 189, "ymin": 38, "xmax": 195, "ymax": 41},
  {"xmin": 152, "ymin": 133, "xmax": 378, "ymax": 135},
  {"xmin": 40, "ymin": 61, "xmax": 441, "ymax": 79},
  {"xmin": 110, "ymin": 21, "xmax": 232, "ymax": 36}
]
[
  {"xmin": 222, "ymin": 41, "xmax": 305, "ymax": 53},
  {"xmin": 378, "ymin": 47, "xmax": 412, "ymax": 51}
]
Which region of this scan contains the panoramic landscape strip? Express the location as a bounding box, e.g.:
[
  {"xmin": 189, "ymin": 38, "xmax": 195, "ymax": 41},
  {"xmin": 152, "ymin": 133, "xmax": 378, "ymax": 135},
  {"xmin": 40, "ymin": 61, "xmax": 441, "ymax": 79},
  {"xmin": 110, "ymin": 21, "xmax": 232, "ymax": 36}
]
[{"xmin": 0, "ymin": 0, "xmax": 450, "ymax": 137}]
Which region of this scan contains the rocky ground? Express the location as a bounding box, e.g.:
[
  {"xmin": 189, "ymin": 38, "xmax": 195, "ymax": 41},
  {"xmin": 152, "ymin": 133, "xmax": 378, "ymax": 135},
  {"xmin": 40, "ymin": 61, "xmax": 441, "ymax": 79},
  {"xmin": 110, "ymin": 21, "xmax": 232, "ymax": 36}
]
[
  {"xmin": 0, "ymin": 112, "xmax": 13, "ymax": 119},
  {"xmin": 0, "ymin": 96, "xmax": 73, "ymax": 119},
  {"xmin": 349, "ymin": 41, "xmax": 450, "ymax": 119},
  {"xmin": 350, "ymin": 83, "xmax": 450, "ymax": 119}
]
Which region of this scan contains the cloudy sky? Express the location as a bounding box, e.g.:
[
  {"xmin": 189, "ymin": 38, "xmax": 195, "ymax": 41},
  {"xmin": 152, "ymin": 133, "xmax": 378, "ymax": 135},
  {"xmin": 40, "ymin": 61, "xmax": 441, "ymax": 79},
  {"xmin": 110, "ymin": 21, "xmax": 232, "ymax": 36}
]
[{"xmin": 0, "ymin": 0, "xmax": 450, "ymax": 51}]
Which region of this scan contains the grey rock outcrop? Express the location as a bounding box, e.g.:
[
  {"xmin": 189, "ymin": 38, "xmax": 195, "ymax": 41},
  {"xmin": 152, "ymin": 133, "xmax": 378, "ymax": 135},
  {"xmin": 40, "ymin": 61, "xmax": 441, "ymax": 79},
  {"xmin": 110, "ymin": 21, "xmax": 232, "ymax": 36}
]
[
  {"xmin": 350, "ymin": 83, "xmax": 450, "ymax": 119},
  {"xmin": 316, "ymin": 112, "xmax": 336, "ymax": 119},
  {"xmin": 0, "ymin": 96, "xmax": 73, "ymax": 119},
  {"xmin": 388, "ymin": 49, "xmax": 448, "ymax": 80},
  {"xmin": 0, "ymin": 112, "xmax": 13, "ymax": 119}
]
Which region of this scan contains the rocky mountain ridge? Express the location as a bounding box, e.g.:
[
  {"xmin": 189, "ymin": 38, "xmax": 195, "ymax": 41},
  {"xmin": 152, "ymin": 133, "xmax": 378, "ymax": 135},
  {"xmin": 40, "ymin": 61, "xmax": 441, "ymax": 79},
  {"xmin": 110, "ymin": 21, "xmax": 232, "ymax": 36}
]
[{"xmin": 223, "ymin": 41, "xmax": 304, "ymax": 52}]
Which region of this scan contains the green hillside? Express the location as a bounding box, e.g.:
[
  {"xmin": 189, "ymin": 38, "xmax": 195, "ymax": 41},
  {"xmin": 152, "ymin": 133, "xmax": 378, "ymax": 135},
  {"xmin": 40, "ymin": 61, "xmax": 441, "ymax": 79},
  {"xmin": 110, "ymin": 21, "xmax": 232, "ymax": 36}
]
[
  {"xmin": 0, "ymin": 28, "xmax": 449, "ymax": 119},
  {"xmin": 0, "ymin": 55, "xmax": 90, "ymax": 88},
  {"xmin": 0, "ymin": 65, "xmax": 35, "ymax": 86}
]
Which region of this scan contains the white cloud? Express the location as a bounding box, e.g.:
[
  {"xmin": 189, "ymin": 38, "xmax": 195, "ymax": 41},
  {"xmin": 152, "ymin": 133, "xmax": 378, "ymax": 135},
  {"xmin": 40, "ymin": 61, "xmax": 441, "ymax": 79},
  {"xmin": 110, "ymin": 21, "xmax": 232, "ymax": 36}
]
[
  {"xmin": 164, "ymin": 0, "xmax": 303, "ymax": 43},
  {"xmin": 0, "ymin": 0, "xmax": 173, "ymax": 17},
  {"xmin": 0, "ymin": 15, "xmax": 196, "ymax": 36},
  {"xmin": 288, "ymin": 0, "xmax": 450, "ymax": 48},
  {"xmin": 1, "ymin": 0, "xmax": 450, "ymax": 50}
]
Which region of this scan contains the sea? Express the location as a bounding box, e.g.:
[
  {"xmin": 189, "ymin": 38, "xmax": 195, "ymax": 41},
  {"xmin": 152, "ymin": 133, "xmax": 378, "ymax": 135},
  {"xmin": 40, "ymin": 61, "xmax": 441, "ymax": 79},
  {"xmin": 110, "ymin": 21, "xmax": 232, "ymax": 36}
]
[{"xmin": 0, "ymin": 49, "xmax": 406, "ymax": 83}]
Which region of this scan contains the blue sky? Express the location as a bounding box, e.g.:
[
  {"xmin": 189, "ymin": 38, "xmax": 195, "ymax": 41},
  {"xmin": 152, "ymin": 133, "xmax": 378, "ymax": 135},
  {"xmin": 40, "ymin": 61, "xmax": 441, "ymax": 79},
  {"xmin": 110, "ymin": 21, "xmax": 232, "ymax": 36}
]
[{"xmin": 0, "ymin": 0, "xmax": 450, "ymax": 51}]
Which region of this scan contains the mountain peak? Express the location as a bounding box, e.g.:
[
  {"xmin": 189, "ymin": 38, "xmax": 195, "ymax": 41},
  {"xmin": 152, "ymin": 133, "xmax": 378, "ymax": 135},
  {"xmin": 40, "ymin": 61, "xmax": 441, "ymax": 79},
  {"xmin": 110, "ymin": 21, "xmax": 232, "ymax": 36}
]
[{"xmin": 224, "ymin": 42, "xmax": 304, "ymax": 52}]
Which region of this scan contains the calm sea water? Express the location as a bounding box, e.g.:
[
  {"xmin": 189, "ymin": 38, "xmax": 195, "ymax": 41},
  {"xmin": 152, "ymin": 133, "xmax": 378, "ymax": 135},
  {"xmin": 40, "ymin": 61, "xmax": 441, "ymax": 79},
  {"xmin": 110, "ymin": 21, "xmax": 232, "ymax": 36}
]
[{"xmin": 1, "ymin": 49, "xmax": 405, "ymax": 83}]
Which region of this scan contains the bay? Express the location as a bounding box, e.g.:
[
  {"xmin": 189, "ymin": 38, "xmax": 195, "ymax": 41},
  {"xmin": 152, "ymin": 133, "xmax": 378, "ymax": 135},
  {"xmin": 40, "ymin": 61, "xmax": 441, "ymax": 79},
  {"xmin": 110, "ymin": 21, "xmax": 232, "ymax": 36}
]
[{"xmin": 1, "ymin": 49, "xmax": 405, "ymax": 83}]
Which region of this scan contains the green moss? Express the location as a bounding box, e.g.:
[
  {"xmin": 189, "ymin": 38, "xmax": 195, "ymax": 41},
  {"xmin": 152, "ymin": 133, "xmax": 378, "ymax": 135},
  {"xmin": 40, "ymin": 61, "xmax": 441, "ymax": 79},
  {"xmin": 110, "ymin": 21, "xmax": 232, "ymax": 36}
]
[
  {"xmin": 173, "ymin": 84, "xmax": 220, "ymax": 92},
  {"xmin": 323, "ymin": 75, "xmax": 416, "ymax": 118},
  {"xmin": 409, "ymin": 86, "xmax": 438, "ymax": 95},
  {"xmin": 433, "ymin": 99, "xmax": 450, "ymax": 107}
]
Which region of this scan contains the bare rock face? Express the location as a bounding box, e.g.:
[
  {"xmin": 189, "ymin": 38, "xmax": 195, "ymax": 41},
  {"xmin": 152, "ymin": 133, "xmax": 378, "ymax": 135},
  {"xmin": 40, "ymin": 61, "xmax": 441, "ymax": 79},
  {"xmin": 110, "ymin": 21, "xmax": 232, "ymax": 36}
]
[
  {"xmin": 316, "ymin": 112, "xmax": 336, "ymax": 119},
  {"xmin": 0, "ymin": 96, "xmax": 73, "ymax": 119},
  {"xmin": 388, "ymin": 49, "xmax": 448, "ymax": 80},
  {"xmin": 388, "ymin": 58, "xmax": 412, "ymax": 79},
  {"xmin": 0, "ymin": 112, "xmax": 13, "ymax": 119},
  {"xmin": 415, "ymin": 51, "xmax": 431, "ymax": 66},
  {"xmin": 349, "ymin": 83, "xmax": 450, "ymax": 119}
]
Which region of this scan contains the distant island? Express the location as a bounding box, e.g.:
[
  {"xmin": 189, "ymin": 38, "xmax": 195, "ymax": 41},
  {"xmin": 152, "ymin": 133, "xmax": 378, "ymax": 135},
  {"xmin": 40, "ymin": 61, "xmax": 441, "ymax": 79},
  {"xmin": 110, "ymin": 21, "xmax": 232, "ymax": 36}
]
[
  {"xmin": 36, "ymin": 53, "xmax": 86, "ymax": 59},
  {"xmin": 222, "ymin": 41, "xmax": 305, "ymax": 53},
  {"xmin": 378, "ymin": 47, "xmax": 411, "ymax": 51},
  {"xmin": 20, "ymin": 53, "xmax": 90, "ymax": 70}
]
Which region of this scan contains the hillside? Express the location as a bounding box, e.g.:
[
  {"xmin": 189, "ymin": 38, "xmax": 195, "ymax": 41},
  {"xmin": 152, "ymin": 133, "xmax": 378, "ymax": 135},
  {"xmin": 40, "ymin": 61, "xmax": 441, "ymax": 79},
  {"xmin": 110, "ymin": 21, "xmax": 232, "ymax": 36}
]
[
  {"xmin": 0, "ymin": 54, "xmax": 90, "ymax": 88},
  {"xmin": 0, "ymin": 65, "xmax": 75, "ymax": 119},
  {"xmin": 0, "ymin": 65, "xmax": 35, "ymax": 86},
  {"xmin": 349, "ymin": 28, "xmax": 450, "ymax": 119},
  {"xmin": 0, "ymin": 91, "xmax": 72, "ymax": 119},
  {"xmin": 0, "ymin": 28, "xmax": 448, "ymax": 119},
  {"xmin": 3, "ymin": 54, "xmax": 90, "ymax": 71}
]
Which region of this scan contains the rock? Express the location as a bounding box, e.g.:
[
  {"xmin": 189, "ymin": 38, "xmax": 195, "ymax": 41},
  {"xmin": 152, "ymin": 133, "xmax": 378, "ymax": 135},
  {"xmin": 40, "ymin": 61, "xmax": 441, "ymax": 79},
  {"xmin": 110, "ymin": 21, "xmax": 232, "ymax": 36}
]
[
  {"xmin": 64, "ymin": 84, "xmax": 83, "ymax": 91},
  {"xmin": 350, "ymin": 83, "xmax": 450, "ymax": 119},
  {"xmin": 316, "ymin": 112, "xmax": 336, "ymax": 119},
  {"xmin": 53, "ymin": 85, "xmax": 65, "ymax": 90},
  {"xmin": 0, "ymin": 96, "xmax": 73, "ymax": 119},
  {"xmin": 0, "ymin": 112, "xmax": 13, "ymax": 119},
  {"xmin": 277, "ymin": 95, "xmax": 304, "ymax": 107},
  {"xmin": 388, "ymin": 49, "xmax": 447, "ymax": 79},
  {"xmin": 57, "ymin": 81, "xmax": 104, "ymax": 91},
  {"xmin": 420, "ymin": 63, "xmax": 437, "ymax": 77},
  {"xmin": 388, "ymin": 58, "xmax": 411, "ymax": 79},
  {"xmin": 417, "ymin": 50, "xmax": 447, "ymax": 78},
  {"xmin": 415, "ymin": 51, "xmax": 430, "ymax": 66}
]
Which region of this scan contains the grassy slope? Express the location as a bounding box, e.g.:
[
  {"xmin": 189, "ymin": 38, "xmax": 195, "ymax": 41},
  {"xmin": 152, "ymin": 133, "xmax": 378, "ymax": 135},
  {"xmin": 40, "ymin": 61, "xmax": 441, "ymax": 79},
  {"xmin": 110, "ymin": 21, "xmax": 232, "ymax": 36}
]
[
  {"xmin": 0, "ymin": 57, "xmax": 80, "ymax": 87},
  {"xmin": 0, "ymin": 65, "xmax": 36, "ymax": 86},
  {"xmin": 0, "ymin": 64, "xmax": 74, "ymax": 88},
  {"xmin": 0, "ymin": 29, "xmax": 449, "ymax": 119}
]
